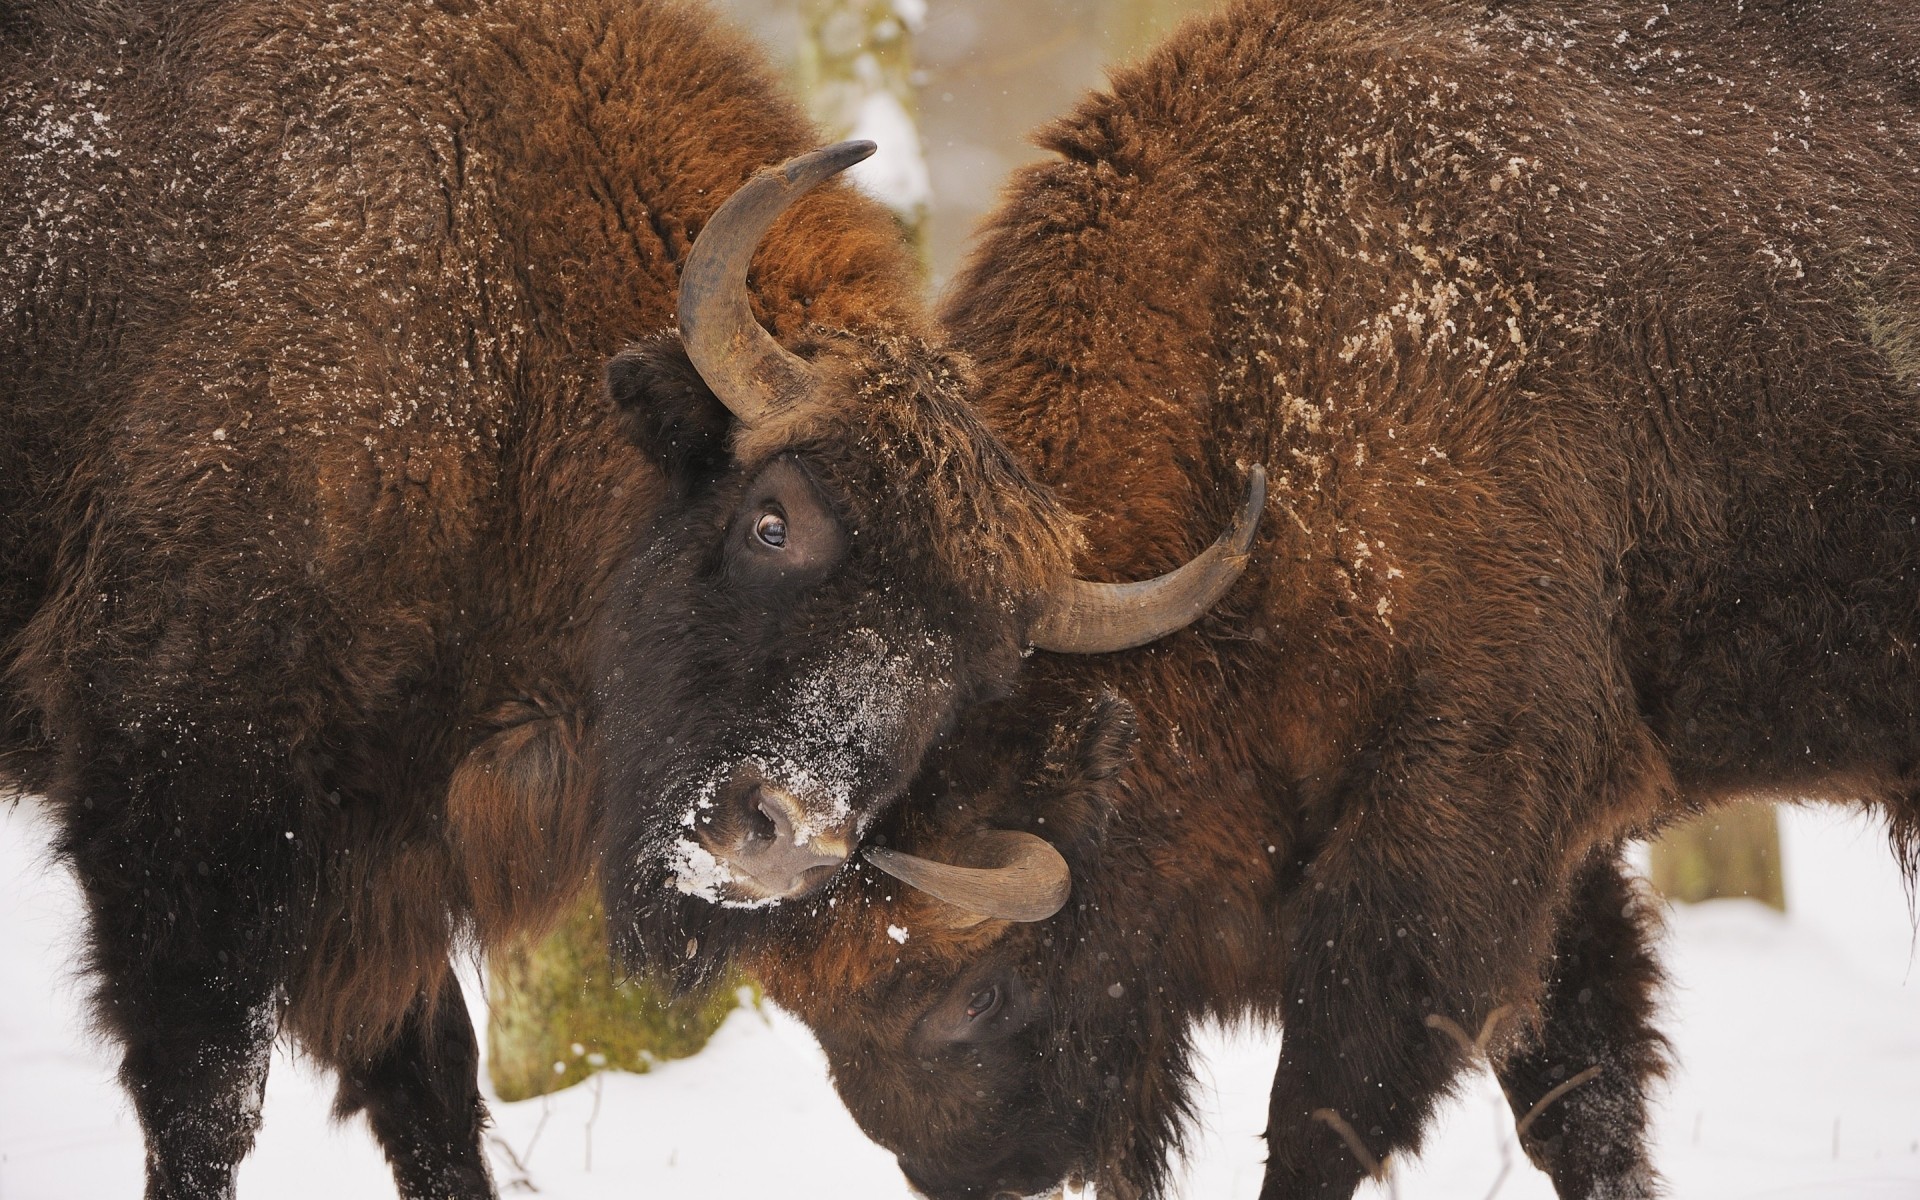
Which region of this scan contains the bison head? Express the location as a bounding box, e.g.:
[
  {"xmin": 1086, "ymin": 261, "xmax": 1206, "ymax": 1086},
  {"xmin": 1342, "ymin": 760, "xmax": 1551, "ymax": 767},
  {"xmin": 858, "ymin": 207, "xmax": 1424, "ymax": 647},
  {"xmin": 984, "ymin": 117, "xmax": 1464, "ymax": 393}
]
[
  {"xmin": 752, "ymin": 686, "xmax": 1215, "ymax": 1200},
  {"xmin": 592, "ymin": 144, "xmax": 1264, "ymax": 941}
]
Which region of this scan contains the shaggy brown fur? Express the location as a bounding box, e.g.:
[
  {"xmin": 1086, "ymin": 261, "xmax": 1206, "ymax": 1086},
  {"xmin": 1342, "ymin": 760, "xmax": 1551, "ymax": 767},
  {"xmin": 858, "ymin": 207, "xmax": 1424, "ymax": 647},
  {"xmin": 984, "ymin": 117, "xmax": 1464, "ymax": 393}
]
[
  {"xmin": 0, "ymin": 1, "xmax": 1081, "ymax": 1195},
  {"xmin": 749, "ymin": 0, "xmax": 1920, "ymax": 1197}
]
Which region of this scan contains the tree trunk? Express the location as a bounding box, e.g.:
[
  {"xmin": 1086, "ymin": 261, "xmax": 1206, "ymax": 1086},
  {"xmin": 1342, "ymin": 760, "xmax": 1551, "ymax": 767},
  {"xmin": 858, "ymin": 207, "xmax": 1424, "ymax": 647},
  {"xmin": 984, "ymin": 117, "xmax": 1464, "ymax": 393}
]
[
  {"xmin": 485, "ymin": 888, "xmax": 746, "ymax": 1102},
  {"xmin": 1647, "ymin": 802, "xmax": 1787, "ymax": 911},
  {"xmin": 797, "ymin": 0, "xmax": 930, "ymax": 251}
]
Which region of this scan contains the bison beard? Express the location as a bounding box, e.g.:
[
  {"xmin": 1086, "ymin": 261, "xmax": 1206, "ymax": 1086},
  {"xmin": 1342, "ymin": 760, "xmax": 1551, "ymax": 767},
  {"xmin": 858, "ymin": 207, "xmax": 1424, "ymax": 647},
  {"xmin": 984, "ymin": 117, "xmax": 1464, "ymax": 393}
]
[{"xmin": 750, "ymin": 0, "xmax": 1920, "ymax": 1198}]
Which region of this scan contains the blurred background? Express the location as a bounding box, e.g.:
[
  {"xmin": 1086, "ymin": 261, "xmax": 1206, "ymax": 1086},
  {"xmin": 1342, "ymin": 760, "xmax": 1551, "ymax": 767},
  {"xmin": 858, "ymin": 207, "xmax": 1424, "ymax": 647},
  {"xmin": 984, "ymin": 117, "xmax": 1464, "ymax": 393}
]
[
  {"xmin": 4, "ymin": 2, "xmax": 1919, "ymax": 1198},
  {"xmin": 714, "ymin": 0, "xmax": 1218, "ymax": 291}
]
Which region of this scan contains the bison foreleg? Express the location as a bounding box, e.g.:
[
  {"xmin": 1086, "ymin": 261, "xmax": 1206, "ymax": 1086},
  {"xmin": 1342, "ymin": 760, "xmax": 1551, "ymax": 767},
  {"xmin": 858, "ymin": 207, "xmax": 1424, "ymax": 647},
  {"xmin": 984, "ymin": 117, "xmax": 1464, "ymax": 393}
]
[
  {"xmin": 118, "ymin": 993, "xmax": 276, "ymax": 1200},
  {"xmin": 1258, "ymin": 790, "xmax": 1576, "ymax": 1197},
  {"xmin": 1493, "ymin": 854, "xmax": 1668, "ymax": 1200},
  {"xmin": 71, "ymin": 831, "xmax": 281, "ymax": 1200},
  {"xmin": 330, "ymin": 972, "xmax": 495, "ymax": 1200}
]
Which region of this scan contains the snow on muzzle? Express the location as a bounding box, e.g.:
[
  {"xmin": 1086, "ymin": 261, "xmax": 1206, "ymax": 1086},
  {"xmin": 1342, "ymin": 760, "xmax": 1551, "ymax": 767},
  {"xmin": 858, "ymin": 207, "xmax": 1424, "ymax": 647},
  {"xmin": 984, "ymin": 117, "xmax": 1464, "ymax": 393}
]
[
  {"xmin": 686, "ymin": 776, "xmax": 856, "ymax": 904},
  {"xmin": 669, "ymin": 625, "xmax": 1070, "ymax": 911},
  {"xmin": 684, "ymin": 775, "xmax": 1077, "ymax": 921}
]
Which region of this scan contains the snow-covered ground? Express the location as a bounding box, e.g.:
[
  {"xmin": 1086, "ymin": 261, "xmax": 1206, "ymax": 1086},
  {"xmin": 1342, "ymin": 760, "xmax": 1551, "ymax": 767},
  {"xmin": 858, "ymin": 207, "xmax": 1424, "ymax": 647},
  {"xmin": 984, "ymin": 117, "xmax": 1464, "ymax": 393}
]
[{"xmin": 3, "ymin": 798, "xmax": 1917, "ymax": 1199}]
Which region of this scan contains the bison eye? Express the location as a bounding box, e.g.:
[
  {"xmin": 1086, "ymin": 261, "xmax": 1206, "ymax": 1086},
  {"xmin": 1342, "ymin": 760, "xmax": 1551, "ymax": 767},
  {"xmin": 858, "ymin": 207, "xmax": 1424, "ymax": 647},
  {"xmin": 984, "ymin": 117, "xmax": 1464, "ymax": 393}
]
[
  {"xmin": 754, "ymin": 511, "xmax": 788, "ymax": 549},
  {"xmin": 914, "ymin": 973, "xmax": 1030, "ymax": 1050},
  {"xmin": 726, "ymin": 457, "xmax": 844, "ymax": 585},
  {"xmin": 965, "ymin": 986, "xmax": 1001, "ymax": 1020}
]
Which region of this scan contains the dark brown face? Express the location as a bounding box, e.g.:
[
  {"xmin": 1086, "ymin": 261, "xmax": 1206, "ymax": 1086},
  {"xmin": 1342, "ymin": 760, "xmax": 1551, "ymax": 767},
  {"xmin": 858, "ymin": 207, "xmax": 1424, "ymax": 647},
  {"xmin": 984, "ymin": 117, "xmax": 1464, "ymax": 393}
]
[
  {"xmin": 757, "ymin": 691, "xmax": 1168, "ymax": 1200},
  {"xmin": 592, "ymin": 333, "xmax": 1059, "ymax": 964},
  {"xmin": 808, "ymin": 928, "xmax": 1097, "ymax": 1200}
]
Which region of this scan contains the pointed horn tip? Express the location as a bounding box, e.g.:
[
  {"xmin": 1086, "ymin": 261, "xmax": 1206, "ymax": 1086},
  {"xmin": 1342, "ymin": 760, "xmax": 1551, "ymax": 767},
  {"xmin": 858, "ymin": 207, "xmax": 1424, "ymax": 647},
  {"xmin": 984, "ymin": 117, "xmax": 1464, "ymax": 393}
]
[
  {"xmin": 834, "ymin": 138, "xmax": 879, "ymax": 164},
  {"xmin": 1026, "ymin": 464, "xmax": 1268, "ymax": 655},
  {"xmin": 778, "ymin": 140, "xmax": 878, "ymax": 187},
  {"xmin": 861, "ymin": 834, "xmax": 1072, "ymax": 924},
  {"xmin": 678, "ymin": 141, "xmax": 875, "ymax": 426}
]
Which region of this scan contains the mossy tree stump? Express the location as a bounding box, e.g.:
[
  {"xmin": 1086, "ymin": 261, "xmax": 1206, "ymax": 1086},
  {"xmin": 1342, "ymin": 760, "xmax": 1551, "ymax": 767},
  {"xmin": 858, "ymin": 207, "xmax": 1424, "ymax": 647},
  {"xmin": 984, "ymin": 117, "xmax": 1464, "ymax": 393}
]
[
  {"xmin": 486, "ymin": 889, "xmax": 747, "ymax": 1101},
  {"xmin": 1648, "ymin": 802, "xmax": 1786, "ymax": 911}
]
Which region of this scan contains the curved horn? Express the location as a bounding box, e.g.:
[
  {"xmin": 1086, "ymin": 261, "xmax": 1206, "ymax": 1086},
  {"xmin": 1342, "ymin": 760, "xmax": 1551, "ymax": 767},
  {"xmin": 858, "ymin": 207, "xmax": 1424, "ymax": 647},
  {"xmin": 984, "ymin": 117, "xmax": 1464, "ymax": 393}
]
[
  {"xmin": 1029, "ymin": 464, "xmax": 1268, "ymax": 654},
  {"xmin": 677, "ymin": 140, "xmax": 877, "ymax": 426},
  {"xmin": 863, "ymin": 830, "xmax": 1071, "ymax": 923}
]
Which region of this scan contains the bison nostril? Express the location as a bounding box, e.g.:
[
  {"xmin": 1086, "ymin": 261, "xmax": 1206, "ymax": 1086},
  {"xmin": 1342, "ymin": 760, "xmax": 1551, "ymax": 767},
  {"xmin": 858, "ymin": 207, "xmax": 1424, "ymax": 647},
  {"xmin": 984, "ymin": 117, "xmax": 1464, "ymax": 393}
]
[
  {"xmin": 704, "ymin": 781, "xmax": 851, "ymax": 899},
  {"xmin": 746, "ymin": 792, "xmax": 780, "ymax": 845}
]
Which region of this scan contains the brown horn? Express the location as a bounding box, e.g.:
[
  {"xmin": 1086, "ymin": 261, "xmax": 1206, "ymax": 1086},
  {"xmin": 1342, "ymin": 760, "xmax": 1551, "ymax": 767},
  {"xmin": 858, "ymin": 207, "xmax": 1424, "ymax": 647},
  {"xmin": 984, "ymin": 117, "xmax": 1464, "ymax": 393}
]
[
  {"xmin": 862, "ymin": 830, "xmax": 1071, "ymax": 923},
  {"xmin": 1029, "ymin": 464, "xmax": 1268, "ymax": 654},
  {"xmin": 677, "ymin": 140, "xmax": 877, "ymax": 426}
]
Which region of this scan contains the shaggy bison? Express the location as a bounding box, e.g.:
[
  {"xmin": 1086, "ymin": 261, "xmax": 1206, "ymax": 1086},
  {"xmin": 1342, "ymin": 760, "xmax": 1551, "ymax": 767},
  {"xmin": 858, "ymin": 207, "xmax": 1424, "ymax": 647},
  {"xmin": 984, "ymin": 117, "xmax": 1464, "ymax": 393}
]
[
  {"xmin": 0, "ymin": 1, "xmax": 1249, "ymax": 1195},
  {"xmin": 743, "ymin": 0, "xmax": 1920, "ymax": 1197}
]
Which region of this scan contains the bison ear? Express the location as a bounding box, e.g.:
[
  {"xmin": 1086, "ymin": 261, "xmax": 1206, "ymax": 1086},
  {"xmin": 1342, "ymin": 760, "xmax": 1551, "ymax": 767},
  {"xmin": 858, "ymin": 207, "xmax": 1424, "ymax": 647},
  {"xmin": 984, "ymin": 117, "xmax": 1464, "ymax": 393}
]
[
  {"xmin": 1052, "ymin": 688, "xmax": 1138, "ymax": 784},
  {"xmin": 1025, "ymin": 688, "xmax": 1137, "ymax": 865},
  {"xmin": 606, "ymin": 335, "xmax": 734, "ymax": 493}
]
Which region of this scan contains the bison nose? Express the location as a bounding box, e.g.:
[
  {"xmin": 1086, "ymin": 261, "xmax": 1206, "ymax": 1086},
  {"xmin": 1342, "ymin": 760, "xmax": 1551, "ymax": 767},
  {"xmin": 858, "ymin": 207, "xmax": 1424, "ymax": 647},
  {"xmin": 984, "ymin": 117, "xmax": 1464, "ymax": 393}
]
[{"xmin": 706, "ymin": 782, "xmax": 850, "ymax": 900}]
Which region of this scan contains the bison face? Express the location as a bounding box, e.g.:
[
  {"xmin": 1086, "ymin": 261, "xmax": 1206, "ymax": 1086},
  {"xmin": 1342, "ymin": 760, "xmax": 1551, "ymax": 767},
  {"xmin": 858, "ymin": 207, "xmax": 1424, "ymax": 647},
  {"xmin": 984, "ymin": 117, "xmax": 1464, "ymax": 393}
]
[
  {"xmin": 839, "ymin": 954, "xmax": 1087, "ymax": 1200},
  {"xmin": 595, "ymin": 331, "xmax": 1052, "ymax": 913},
  {"xmin": 757, "ymin": 690, "xmax": 1178, "ymax": 1200},
  {"xmin": 587, "ymin": 145, "xmax": 1264, "ymax": 942}
]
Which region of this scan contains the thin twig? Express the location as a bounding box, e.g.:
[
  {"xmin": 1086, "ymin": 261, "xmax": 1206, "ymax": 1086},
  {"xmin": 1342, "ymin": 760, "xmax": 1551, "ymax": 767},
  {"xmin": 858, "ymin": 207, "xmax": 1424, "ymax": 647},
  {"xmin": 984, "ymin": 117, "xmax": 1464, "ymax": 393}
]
[
  {"xmin": 1423, "ymin": 1005, "xmax": 1515, "ymax": 1060},
  {"xmin": 522, "ymin": 1092, "xmax": 551, "ymax": 1166},
  {"xmin": 485, "ymin": 1135, "xmax": 540, "ymax": 1194},
  {"xmin": 1424, "ymin": 1005, "xmax": 1600, "ymax": 1196},
  {"xmin": 1515, "ymin": 1066, "xmax": 1604, "ymax": 1139},
  {"xmin": 1473, "ymin": 1007, "xmax": 1512, "ymax": 1052},
  {"xmin": 1310, "ymin": 1108, "xmax": 1382, "ymax": 1175},
  {"xmin": 1310, "ymin": 1109, "xmax": 1400, "ymax": 1199},
  {"xmin": 584, "ymin": 1071, "xmax": 605, "ymax": 1172},
  {"xmin": 1424, "ymin": 1012, "xmax": 1476, "ymax": 1058},
  {"xmin": 1481, "ymin": 1153, "xmax": 1514, "ymax": 1200},
  {"xmin": 1481, "ymin": 1088, "xmax": 1515, "ymax": 1200},
  {"xmin": 486, "ymin": 1090, "xmax": 552, "ymax": 1193}
]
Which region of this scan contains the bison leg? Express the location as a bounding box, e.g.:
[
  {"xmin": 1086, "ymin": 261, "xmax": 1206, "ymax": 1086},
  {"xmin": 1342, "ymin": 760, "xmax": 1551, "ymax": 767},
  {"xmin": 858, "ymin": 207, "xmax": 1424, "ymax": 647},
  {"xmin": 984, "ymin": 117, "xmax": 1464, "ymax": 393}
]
[
  {"xmin": 117, "ymin": 981, "xmax": 277, "ymax": 1200},
  {"xmin": 123, "ymin": 1007, "xmax": 277, "ymax": 1200},
  {"xmin": 1493, "ymin": 854, "xmax": 1667, "ymax": 1199},
  {"xmin": 1259, "ymin": 793, "xmax": 1581, "ymax": 1197},
  {"xmin": 331, "ymin": 971, "xmax": 495, "ymax": 1200},
  {"xmin": 70, "ymin": 833, "xmax": 281, "ymax": 1200}
]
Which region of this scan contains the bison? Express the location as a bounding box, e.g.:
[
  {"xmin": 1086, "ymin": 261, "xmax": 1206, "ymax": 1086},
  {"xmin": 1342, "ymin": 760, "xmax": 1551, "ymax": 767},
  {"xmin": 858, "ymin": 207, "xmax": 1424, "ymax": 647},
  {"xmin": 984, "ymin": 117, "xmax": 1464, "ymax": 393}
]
[
  {"xmin": 735, "ymin": 0, "xmax": 1920, "ymax": 1197},
  {"xmin": 0, "ymin": 1, "xmax": 1249, "ymax": 1195}
]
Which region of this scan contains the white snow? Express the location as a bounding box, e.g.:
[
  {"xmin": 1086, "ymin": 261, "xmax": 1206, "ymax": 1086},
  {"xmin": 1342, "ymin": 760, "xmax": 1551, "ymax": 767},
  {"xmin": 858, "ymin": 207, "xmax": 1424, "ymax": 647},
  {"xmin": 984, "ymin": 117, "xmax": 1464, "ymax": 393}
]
[
  {"xmin": 664, "ymin": 835, "xmax": 761, "ymax": 907},
  {"xmin": 848, "ymin": 91, "xmax": 933, "ymax": 216},
  {"xmin": 4, "ymin": 798, "xmax": 1918, "ymax": 1198},
  {"xmin": 889, "ymin": 0, "xmax": 928, "ymax": 33}
]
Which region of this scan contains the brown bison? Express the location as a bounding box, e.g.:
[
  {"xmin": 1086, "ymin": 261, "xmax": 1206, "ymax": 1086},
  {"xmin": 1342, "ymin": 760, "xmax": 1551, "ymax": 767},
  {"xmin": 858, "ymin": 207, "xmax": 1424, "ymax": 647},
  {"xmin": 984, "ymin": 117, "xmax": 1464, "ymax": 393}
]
[
  {"xmin": 0, "ymin": 1, "xmax": 1249, "ymax": 1196},
  {"xmin": 738, "ymin": 0, "xmax": 1920, "ymax": 1197}
]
